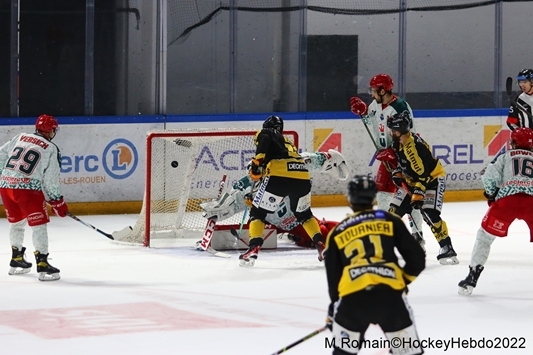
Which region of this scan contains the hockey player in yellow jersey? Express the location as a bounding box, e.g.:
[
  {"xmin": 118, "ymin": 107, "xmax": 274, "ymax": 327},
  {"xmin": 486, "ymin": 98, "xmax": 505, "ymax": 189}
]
[
  {"xmin": 239, "ymin": 115, "xmax": 325, "ymax": 266},
  {"xmin": 324, "ymin": 175, "xmax": 425, "ymax": 355},
  {"xmin": 382, "ymin": 111, "xmax": 458, "ymax": 265}
]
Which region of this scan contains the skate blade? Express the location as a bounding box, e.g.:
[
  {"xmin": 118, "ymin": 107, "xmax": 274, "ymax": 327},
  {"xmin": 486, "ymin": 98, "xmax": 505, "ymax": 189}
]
[
  {"xmin": 439, "ymin": 256, "xmax": 459, "ymax": 265},
  {"xmin": 239, "ymin": 258, "xmax": 256, "ymax": 267},
  {"xmin": 458, "ymin": 285, "xmax": 473, "ymax": 295},
  {"xmin": 38, "ymin": 272, "xmax": 60, "ymax": 281},
  {"xmin": 8, "ymin": 267, "xmax": 31, "ymax": 275}
]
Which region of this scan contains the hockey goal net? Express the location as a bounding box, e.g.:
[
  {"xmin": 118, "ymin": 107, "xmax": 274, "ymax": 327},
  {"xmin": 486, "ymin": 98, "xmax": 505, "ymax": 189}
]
[{"xmin": 117, "ymin": 128, "xmax": 298, "ymax": 246}]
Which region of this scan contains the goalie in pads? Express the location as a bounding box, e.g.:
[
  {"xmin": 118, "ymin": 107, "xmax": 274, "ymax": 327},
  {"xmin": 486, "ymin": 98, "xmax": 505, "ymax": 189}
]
[{"xmin": 200, "ymin": 148, "xmax": 347, "ymax": 249}]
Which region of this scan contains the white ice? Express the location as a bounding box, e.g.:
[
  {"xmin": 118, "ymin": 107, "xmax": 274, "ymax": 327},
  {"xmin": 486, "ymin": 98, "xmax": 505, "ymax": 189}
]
[{"xmin": 0, "ymin": 201, "xmax": 532, "ymax": 355}]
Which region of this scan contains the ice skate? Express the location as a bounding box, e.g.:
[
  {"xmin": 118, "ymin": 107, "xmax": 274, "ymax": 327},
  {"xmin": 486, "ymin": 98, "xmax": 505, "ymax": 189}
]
[
  {"xmin": 8, "ymin": 246, "xmax": 32, "ymax": 275},
  {"xmin": 238, "ymin": 245, "xmax": 260, "ymax": 267},
  {"xmin": 458, "ymin": 265, "xmax": 484, "ymax": 295},
  {"xmin": 34, "ymin": 251, "xmax": 60, "ymax": 281},
  {"xmin": 437, "ymin": 244, "xmax": 459, "ymax": 265},
  {"xmin": 412, "ymin": 232, "xmax": 426, "ymax": 253},
  {"xmin": 312, "ymin": 234, "xmax": 325, "ymax": 261}
]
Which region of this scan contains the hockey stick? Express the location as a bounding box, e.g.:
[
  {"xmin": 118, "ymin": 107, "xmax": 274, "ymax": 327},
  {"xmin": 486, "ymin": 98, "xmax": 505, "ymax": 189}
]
[
  {"xmin": 230, "ymin": 205, "xmax": 249, "ymax": 246},
  {"xmin": 269, "ymin": 326, "xmax": 327, "ymax": 355},
  {"xmin": 67, "ymin": 213, "xmax": 114, "ymax": 240}
]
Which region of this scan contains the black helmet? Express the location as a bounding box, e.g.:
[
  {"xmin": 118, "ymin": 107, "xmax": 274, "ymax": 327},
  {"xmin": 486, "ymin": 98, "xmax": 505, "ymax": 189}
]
[
  {"xmin": 346, "ymin": 175, "xmax": 377, "ymax": 206},
  {"xmin": 387, "ymin": 110, "xmax": 411, "ymax": 135},
  {"xmin": 263, "ymin": 115, "xmax": 284, "ymax": 132},
  {"xmin": 517, "ymin": 69, "xmax": 533, "ymax": 82}
]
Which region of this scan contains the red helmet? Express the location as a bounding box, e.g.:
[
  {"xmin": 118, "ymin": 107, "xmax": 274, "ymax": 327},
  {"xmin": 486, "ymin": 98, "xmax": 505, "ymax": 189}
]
[
  {"xmin": 369, "ymin": 74, "xmax": 394, "ymax": 92},
  {"xmin": 35, "ymin": 114, "xmax": 58, "ymax": 134},
  {"xmin": 511, "ymin": 127, "xmax": 533, "ymax": 150}
]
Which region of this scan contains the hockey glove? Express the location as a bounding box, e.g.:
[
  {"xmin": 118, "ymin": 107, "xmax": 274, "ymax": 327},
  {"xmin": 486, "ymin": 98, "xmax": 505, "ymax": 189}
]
[
  {"xmin": 391, "ymin": 169, "xmax": 406, "ymax": 189},
  {"xmin": 49, "ymin": 197, "xmax": 68, "ymax": 217},
  {"xmin": 484, "ymin": 189, "xmax": 499, "ymax": 206},
  {"xmin": 350, "ymin": 96, "xmax": 368, "ymax": 117},
  {"xmin": 248, "ymin": 158, "xmax": 263, "ymax": 181},
  {"xmin": 376, "ymin": 148, "xmax": 399, "ymax": 170},
  {"xmin": 410, "ymin": 189, "xmax": 425, "ymax": 210},
  {"xmin": 244, "ymin": 193, "xmax": 254, "ymax": 208}
]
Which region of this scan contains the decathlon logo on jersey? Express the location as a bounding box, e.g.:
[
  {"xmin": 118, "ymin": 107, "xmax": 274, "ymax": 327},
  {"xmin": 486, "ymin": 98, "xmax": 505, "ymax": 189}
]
[{"xmin": 60, "ymin": 138, "xmax": 138, "ymax": 180}]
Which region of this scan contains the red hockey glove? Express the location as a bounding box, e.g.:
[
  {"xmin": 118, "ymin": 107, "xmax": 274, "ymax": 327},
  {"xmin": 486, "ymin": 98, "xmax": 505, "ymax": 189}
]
[
  {"xmin": 376, "ymin": 148, "xmax": 398, "ymax": 170},
  {"xmin": 248, "ymin": 158, "xmax": 263, "ymax": 181},
  {"xmin": 350, "ymin": 96, "xmax": 368, "ymax": 116},
  {"xmin": 410, "ymin": 189, "xmax": 425, "ymax": 210},
  {"xmin": 49, "ymin": 197, "xmax": 68, "ymax": 217}
]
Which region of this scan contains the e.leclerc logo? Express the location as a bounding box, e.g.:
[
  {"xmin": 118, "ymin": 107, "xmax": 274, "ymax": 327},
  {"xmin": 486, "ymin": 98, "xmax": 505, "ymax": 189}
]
[{"xmin": 102, "ymin": 138, "xmax": 138, "ymax": 179}]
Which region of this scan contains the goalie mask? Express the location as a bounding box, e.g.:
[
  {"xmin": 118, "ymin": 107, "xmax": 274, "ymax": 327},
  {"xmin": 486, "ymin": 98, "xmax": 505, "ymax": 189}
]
[
  {"xmin": 387, "ymin": 110, "xmax": 411, "ymax": 135},
  {"xmin": 511, "ymin": 127, "xmax": 533, "ymax": 150},
  {"xmin": 347, "ymin": 175, "xmax": 377, "ymax": 206},
  {"xmin": 263, "ymin": 115, "xmax": 284, "ymax": 132}
]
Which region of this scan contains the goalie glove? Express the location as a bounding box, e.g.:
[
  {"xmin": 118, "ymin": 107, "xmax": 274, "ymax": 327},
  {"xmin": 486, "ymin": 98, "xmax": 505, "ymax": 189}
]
[
  {"xmin": 350, "ymin": 96, "xmax": 368, "ymax": 116},
  {"xmin": 248, "ymin": 158, "xmax": 263, "ymax": 181},
  {"xmin": 320, "ymin": 149, "xmax": 350, "ymax": 181},
  {"xmin": 48, "ymin": 197, "xmax": 68, "ymax": 217}
]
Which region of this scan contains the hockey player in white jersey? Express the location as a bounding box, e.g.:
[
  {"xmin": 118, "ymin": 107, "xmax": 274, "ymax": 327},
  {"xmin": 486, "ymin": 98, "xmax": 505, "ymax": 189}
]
[
  {"xmin": 349, "ymin": 73, "xmax": 425, "ymax": 250},
  {"xmin": 458, "ymin": 127, "xmax": 533, "ymax": 295},
  {"xmin": 0, "ymin": 114, "xmax": 68, "ymax": 281}
]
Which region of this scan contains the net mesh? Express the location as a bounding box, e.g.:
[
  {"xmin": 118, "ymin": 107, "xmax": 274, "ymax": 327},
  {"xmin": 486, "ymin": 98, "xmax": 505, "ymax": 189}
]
[
  {"xmin": 168, "ymin": 0, "xmax": 531, "ymax": 45},
  {"xmin": 117, "ymin": 128, "xmax": 298, "ymax": 246}
]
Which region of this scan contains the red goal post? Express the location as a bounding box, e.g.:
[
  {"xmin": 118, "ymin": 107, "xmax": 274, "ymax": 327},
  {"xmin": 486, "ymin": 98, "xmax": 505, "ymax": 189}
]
[{"xmin": 116, "ymin": 128, "xmax": 299, "ymax": 246}]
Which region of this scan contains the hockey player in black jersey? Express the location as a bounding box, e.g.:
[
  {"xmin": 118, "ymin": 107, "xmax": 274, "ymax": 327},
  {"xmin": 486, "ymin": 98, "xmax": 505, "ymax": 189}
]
[
  {"xmin": 239, "ymin": 115, "xmax": 325, "ymax": 266},
  {"xmin": 324, "ymin": 175, "xmax": 425, "ymax": 355},
  {"xmin": 381, "ymin": 111, "xmax": 459, "ymax": 265},
  {"xmin": 506, "ymin": 69, "xmax": 533, "ymax": 130}
]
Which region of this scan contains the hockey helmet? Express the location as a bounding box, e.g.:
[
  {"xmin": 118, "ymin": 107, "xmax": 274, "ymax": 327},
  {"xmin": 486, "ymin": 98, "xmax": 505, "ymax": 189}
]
[
  {"xmin": 517, "ymin": 69, "xmax": 533, "ymax": 82},
  {"xmin": 387, "ymin": 110, "xmax": 411, "ymax": 135},
  {"xmin": 263, "ymin": 115, "xmax": 284, "ymax": 132},
  {"xmin": 346, "ymin": 175, "xmax": 377, "ymax": 206},
  {"xmin": 369, "ymin": 74, "xmax": 394, "ymax": 92},
  {"xmin": 35, "ymin": 114, "xmax": 59, "ymax": 135},
  {"xmin": 511, "ymin": 127, "xmax": 533, "ymax": 150}
]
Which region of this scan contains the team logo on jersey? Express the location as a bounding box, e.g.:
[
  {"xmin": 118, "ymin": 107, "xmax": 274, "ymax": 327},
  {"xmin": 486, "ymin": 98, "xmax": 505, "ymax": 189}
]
[{"xmin": 102, "ymin": 139, "xmax": 138, "ymax": 179}]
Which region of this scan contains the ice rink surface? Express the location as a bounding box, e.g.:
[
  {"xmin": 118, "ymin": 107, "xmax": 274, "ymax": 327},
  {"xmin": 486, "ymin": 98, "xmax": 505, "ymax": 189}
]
[{"xmin": 0, "ymin": 201, "xmax": 532, "ymax": 355}]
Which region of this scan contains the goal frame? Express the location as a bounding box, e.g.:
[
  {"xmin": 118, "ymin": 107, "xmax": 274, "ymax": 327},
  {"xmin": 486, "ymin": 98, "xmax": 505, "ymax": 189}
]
[{"xmin": 142, "ymin": 129, "xmax": 299, "ymax": 247}]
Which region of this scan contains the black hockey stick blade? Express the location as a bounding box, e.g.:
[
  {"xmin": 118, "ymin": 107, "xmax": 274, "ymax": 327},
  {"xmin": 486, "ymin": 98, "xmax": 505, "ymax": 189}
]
[
  {"xmin": 506, "ymin": 76, "xmax": 513, "ymax": 98},
  {"xmin": 269, "ymin": 326, "xmax": 327, "ymax": 355},
  {"xmin": 230, "ymin": 227, "xmax": 249, "ymax": 246},
  {"xmin": 68, "ymin": 213, "xmax": 114, "ymax": 240}
]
